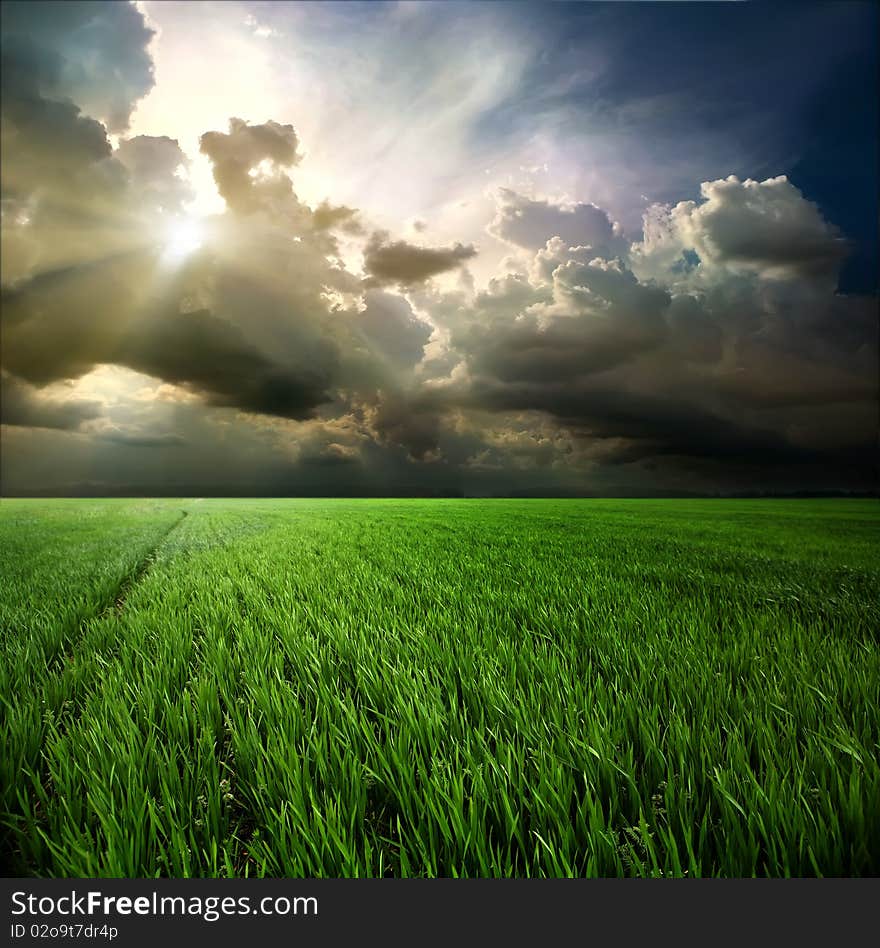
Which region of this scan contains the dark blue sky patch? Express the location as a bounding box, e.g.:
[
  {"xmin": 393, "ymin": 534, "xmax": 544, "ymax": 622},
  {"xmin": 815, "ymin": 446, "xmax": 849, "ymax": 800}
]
[{"xmin": 469, "ymin": 1, "xmax": 877, "ymax": 292}]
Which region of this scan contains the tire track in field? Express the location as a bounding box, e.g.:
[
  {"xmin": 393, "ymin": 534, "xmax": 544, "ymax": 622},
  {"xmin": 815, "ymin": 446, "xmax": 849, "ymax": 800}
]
[
  {"xmin": 51, "ymin": 509, "xmax": 190, "ymax": 688},
  {"xmin": 44, "ymin": 510, "xmax": 189, "ymax": 680},
  {"xmin": 3, "ymin": 510, "xmax": 191, "ymax": 874},
  {"xmin": 25, "ymin": 510, "xmax": 191, "ymax": 747},
  {"xmin": 110, "ymin": 509, "xmax": 188, "ymax": 613}
]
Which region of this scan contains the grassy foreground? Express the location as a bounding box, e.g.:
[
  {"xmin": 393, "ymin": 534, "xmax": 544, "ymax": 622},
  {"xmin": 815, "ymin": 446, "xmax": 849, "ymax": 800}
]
[{"xmin": 1, "ymin": 497, "xmax": 878, "ymax": 877}]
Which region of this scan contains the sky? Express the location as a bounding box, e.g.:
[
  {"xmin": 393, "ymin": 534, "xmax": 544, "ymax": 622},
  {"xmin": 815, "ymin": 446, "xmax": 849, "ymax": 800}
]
[{"xmin": 1, "ymin": 0, "xmax": 877, "ymax": 496}]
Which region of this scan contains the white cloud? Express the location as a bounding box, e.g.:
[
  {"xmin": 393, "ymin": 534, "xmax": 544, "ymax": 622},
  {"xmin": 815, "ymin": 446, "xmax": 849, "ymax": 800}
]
[{"xmin": 632, "ymin": 175, "xmax": 849, "ymax": 287}]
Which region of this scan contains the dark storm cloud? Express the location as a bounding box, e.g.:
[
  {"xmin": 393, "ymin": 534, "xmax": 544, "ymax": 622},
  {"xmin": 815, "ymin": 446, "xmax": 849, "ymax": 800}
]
[
  {"xmin": 114, "ymin": 136, "xmax": 193, "ymax": 214},
  {"xmin": 0, "ymin": 55, "xmax": 119, "ymax": 204},
  {"xmin": 356, "ymin": 290, "xmax": 433, "ymax": 370},
  {"xmin": 362, "ymin": 231, "xmax": 477, "ymax": 286},
  {"xmin": 1, "ymin": 25, "xmax": 351, "ymax": 428},
  {"xmin": 368, "ymin": 393, "xmax": 443, "ymax": 462},
  {"xmin": 0, "ymin": 0, "xmax": 154, "ymax": 132},
  {"xmin": 0, "ymin": 4, "xmax": 165, "ymax": 304},
  {"xmin": 465, "ymin": 379, "xmax": 822, "ymax": 467},
  {"xmin": 0, "ymin": 371, "xmax": 100, "ymax": 431},
  {"xmin": 452, "ymin": 255, "xmax": 673, "ymax": 383},
  {"xmin": 0, "ymin": 0, "xmax": 153, "ymax": 215},
  {"xmin": 1, "ymin": 245, "xmax": 340, "ymax": 421},
  {"xmin": 1, "ymin": 1, "xmax": 876, "ymax": 496},
  {"xmin": 0, "ymin": 254, "xmax": 150, "ymax": 384},
  {"xmin": 411, "ymin": 179, "xmax": 877, "ymax": 488},
  {"xmin": 118, "ymin": 308, "xmax": 333, "ymax": 421},
  {"xmin": 664, "ymin": 295, "xmax": 723, "ymax": 364},
  {"xmin": 464, "ymin": 315, "xmax": 659, "ymax": 384}
]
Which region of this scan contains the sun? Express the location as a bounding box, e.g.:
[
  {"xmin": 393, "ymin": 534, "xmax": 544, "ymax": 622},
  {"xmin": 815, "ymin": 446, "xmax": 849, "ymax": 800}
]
[{"xmin": 161, "ymin": 215, "xmax": 204, "ymax": 262}]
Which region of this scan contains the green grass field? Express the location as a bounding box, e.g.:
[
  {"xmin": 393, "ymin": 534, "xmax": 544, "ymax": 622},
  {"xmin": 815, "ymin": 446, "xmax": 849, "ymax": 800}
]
[{"xmin": 1, "ymin": 498, "xmax": 878, "ymax": 877}]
